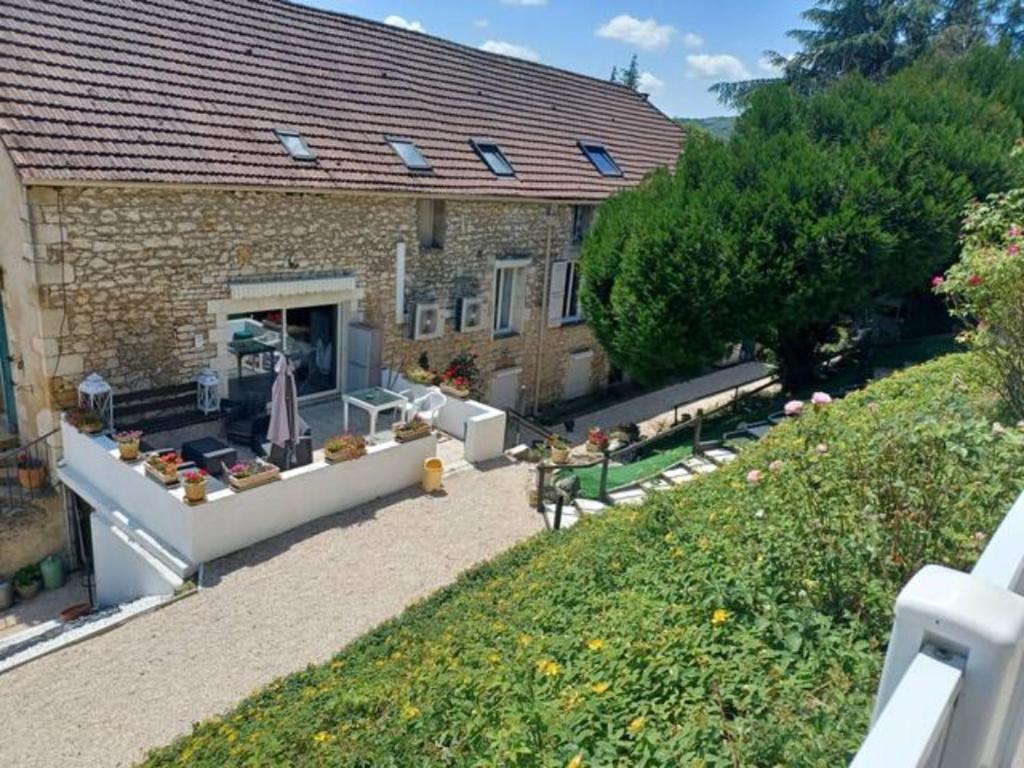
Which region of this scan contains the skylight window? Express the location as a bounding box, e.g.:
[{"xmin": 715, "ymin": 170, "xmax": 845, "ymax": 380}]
[
  {"xmin": 579, "ymin": 141, "xmax": 622, "ymax": 177},
  {"xmin": 471, "ymin": 139, "xmax": 515, "ymax": 177},
  {"xmin": 275, "ymin": 129, "xmax": 315, "ymax": 161},
  {"xmin": 387, "ymin": 136, "xmax": 432, "ymax": 171}
]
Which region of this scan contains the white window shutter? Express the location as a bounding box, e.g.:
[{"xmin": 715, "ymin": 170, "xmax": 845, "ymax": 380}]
[{"xmin": 548, "ymin": 261, "xmax": 568, "ymax": 328}]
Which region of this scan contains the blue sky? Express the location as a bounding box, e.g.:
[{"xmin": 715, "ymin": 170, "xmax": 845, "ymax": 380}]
[{"xmin": 297, "ymin": 1, "xmax": 807, "ymax": 118}]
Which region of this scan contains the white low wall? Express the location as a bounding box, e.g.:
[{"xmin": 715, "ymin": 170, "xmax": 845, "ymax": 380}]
[
  {"xmin": 386, "ymin": 372, "xmax": 507, "ymax": 463},
  {"xmin": 61, "ymin": 419, "xmax": 437, "ymax": 567}
]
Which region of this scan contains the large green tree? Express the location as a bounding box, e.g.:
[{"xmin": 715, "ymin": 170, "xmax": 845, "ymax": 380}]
[{"xmin": 583, "ymin": 48, "xmax": 1024, "ymax": 390}]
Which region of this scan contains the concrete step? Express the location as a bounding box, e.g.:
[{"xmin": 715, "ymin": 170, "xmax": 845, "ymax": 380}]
[
  {"xmin": 574, "ymin": 498, "xmax": 608, "ymax": 515},
  {"xmin": 704, "ymin": 448, "xmax": 738, "ymax": 465},
  {"xmin": 640, "ymin": 478, "xmax": 673, "ymax": 492},
  {"xmin": 543, "ymin": 501, "xmax": 581, "ymax": 529},
  {"xmin": 608, "ymin": 486, "xmax": 647, "ymax": 506},
  {"xmin": 682, "ymin": 457, "xmax": 718, "ymax": 475}
]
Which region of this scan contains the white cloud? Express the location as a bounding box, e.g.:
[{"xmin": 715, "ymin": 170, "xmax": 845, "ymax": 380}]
[
  {"xmin": 501, "ymin": 0, "xmax": 547, "ymax": 5},
  {"xmin": 384, "ymin": 15, "xmax": 425, "ymax": 33},
  {"xmin": 682, "ymin": 32, "xmax": 704, "ymax": 49},
  {"xmin": 480, "ymin": 40, "xmax": 541, "ymax": 62},
  {"xmin": 637, "ymin": 71, "xmax": 664, "ymax": 94},
  {"xmin": 596, "ymin": 14, "xmax": 676, "ymax": 50},
  {"xmin": 686, "ymin": 53, "xmax": 751, "ymax": 81}
]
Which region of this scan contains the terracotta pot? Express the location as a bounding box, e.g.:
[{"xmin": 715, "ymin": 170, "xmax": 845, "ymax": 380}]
[
  {"xmin": 60, "ymin": 602, "xmax": 91, "ymax": 622},
  {"xmin": 184, "ymin": 480, "xmax": 207, "ymax": 503},
  {"xmin": 118, "ymin": 440, "xmax": 140, "ymax": 461},
  {"xmin": 17, "ymin": 465, "xmax": 47, "ymax": 491}
]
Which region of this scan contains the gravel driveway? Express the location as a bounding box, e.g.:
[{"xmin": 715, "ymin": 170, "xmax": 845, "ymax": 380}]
[{"xmin": 0, "ymin": 460, "xmax": 541, "ymax": 768}]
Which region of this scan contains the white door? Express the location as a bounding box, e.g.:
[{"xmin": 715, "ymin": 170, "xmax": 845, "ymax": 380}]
[
  {"xmin": 563, "ymin": 350, "xmax": 594, "ymax": 401},
  {"xmin": 489, "ymin": 367, "xmax": 522, "ymax": 411}
]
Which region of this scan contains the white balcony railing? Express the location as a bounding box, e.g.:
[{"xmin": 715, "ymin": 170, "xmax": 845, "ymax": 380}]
[{"xmin": 852, "ymin": 491, "xmax": 1024, "ymax": 766}]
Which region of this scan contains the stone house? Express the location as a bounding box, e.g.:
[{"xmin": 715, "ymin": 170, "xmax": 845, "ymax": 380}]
[{"xmin": 0, "ymin": 0, "xmax": 684, "ymax": 445}]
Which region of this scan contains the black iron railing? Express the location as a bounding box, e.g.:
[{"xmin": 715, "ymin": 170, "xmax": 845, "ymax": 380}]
[{"xmin": 0, "ymin": 428, "xmax": 60, "ymax": 507}]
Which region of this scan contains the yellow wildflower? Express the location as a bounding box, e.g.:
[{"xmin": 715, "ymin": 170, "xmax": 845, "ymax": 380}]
[
  {"xmin": 517, "ymin": 633, "xmax": 533, "ymax": 648},
  {"xmin": 536, "ymin": 659, "xmax": 561, "ymax": 677},
  {"xmin": 712, "ymin": 608, "xmax": 731, "ymax": 625},
  {"xmin": 488, "ymin": 651, "xmax": 502, "ymax": 665},
  {"xmin": 670, "ymin": 546, "xmax": 685, "ymax": 559},
  {"xmin": 586, "ymin": 638, "xmax": 604, "ymax": 651},
  {"xmin": 402, "ymin": 704, "xmax": 421, "ymax": 720},
  {"xmin": 591, "ymin": 681, "xmax": 610, "ymax": 695},
  {"xmin": 313, "ymin": 731, "xmax": 331, "ymax": 743},
  {"xmin": 663, "ymin": 531, "xmax": 675, "ymax": 543},
  {"xmin": 568, "ymin": 753, "xmax": 584, "ymax": 768},
  {"xmin": 628, "ymin": 716, "xmax": 646, "ymax": 733}
]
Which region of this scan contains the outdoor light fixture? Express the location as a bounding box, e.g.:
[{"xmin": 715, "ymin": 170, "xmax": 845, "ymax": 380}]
[
  {"xmin": 196, "ymin": 368, "xmax": 221, "ymax": 415},
  {"xmin": 78, "ymin": 372, "xmax": 113, "ymax": 430}
]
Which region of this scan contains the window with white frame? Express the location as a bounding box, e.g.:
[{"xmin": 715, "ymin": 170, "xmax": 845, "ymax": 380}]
[
  {"xmin": 493, "ymin": 263, "xmax": 526, "ymax": 335},
  {"xmin": 547, "ymin": 260, "xmax": 584, "ymax": 328}
]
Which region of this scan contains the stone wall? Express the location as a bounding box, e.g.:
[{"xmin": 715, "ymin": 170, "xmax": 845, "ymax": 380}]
[{"xmin": 14, "ymin": 185, "xmax": 607, "ymax": 432}]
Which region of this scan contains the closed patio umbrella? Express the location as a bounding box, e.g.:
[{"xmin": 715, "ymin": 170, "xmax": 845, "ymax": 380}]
[{"xmin": 267, "ymin": 353, "xmax": 308, "ymax": 469}]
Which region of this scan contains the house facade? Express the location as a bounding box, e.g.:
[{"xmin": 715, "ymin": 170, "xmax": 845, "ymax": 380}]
[{"xmin": 0, "ymin": 0, "xmax": 684, "ymax": 442}]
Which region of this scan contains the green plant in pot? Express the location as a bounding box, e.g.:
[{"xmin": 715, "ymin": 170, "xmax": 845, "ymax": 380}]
[
  {"xmin": 69, "ymin": 408, "xmax": 105, "ymax": 434},
  {"xmin": 14, "ymin": 563, "xmax": 42, "ymax": 600},
  {"xmin": 547, "ymin": 435, "xmax": 571, "ymax": 465},
  {"xmin": 324, "ymin": 433, "xmax": 367, "ymax": 463}
]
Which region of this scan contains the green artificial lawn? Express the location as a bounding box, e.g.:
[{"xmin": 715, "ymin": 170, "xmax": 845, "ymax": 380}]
[
  {"xmin": 142, "ymin": 352, "xmax": 1024, "ymax": 767},
  {"xmin": 567, "ymin": 335, "xmax": 963, "ymax": 499}
]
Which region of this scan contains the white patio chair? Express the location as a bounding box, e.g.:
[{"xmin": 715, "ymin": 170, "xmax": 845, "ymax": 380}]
[{"xmin": 401, "ymin": 387, "xmax": 447, "ymax": 426}]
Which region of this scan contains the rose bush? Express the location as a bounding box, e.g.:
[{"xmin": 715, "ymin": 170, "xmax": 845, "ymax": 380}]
[
  {"xmin": 937, "ymin": 184, "xmax": 1024, "ymax": 416},
  {"xmin": 143, "ymin": 354, "xmax": 1024, "ymax": 767}
]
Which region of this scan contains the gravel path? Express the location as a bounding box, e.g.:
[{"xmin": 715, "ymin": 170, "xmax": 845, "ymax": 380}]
[{"xmin": 0, "ymin": 460, "xmax": 541, "ymax": 768}]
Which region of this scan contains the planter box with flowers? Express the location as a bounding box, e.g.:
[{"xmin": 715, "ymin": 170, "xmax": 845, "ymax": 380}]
[
  {"xmin": 68, "ymin": 408, "xmax": 105, "ymax": 435},
  {"xmin": 16, "ymin": 453, "xmax": 47, "ymax": 491},
  {"xmin": 225, "ymin": 459, "xmax": 281, "ymax": 492},
  {"xmin": 586, "ymin": 427, "xmax": 610, "ymax": 454},
  {"xmin": 145, "ymin": 452, "xmax": 183, "ymax": 485},
  {"xmin": 114, "ymin": 430, "xmax": 143, "ymax": 462},
  {"xmin": 439, "ymin": 352, "xmax": 481, "ymax": 400},
  {"xmin": 393, "ymin": 415, "xmax": 432, "ymax": 443},
  {"xmin": 324, "ymin": 433, "xmax": 367, "ymax": 464},
  {"xmin": 182, "ymin": 469, "xmax": 209, "ymax": 504}
]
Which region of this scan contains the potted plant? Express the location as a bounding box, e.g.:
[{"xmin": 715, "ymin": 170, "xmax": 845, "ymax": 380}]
[
  {"xmin": 14, "ymin": 563, "xmax": 42, "ymax": 601},
  {"xmin": 69, "ymin": 408, "xmax": 105, "ymax": 434},
  {"xmin": 548, "ymin": 435, "xmax": 571, "ymax": 464},
  {"xmin": 324, "ymin": 433, "xmax": 367, "ymax": 463},
  {"xmin": 113, "ymin": 430, "xmax": 143, "ymax": 461},
  {"xmin": 182, "ymin": 469, "xmax": 209, "ymax": 504},
  {"xmin": 0, "ymin": 574, "xmax": 12, "ymax": 611},
  {"xmin": 440, "ymin": 352, "xmax": 481, "ymax": 399},
  {"xmin": 586, "ymin": 427, "xmax": 609, "ymax": 454},
  {"xmin": 16, "ymin": 453, "xmax": 47, "ymax": 490},
  {"xmin": 404, "ymin": 364, "xmax": 438, "ymax": 386},
  {"xmin": 225, "ymin": 459, "xmax": 281, "ymax": 492},
  {"xmin": 145, "ymin": 452, "xmax": 182, "ymax": 485},
  {"xmin": 394, "ymin": 415, "xmax": 432, "ymax": 443}
]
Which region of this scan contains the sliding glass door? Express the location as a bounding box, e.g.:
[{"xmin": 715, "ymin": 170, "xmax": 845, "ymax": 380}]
[{"xmin": 227, "ymin": 304, "xmax": 339, "ymax": 402}]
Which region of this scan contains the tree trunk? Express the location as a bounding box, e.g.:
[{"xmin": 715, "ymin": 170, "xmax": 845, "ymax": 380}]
[{"xmin": 777, "ymin": 332, "xmax": 821, "ymax": 394}]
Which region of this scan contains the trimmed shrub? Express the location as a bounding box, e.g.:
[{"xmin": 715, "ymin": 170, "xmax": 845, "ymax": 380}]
[{"xmin": 143, "ymin": 354, "xmax": 1024, "ymax": 767}]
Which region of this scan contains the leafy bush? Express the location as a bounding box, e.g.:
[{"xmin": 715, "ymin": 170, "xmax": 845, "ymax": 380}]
[
  {"xmin": 938, "ymin": 182, "xmax": 1024, "ymax": 416},
  {"xmin": 143, "ymin": 354, "xmax": 1024, "ymax": 767}
]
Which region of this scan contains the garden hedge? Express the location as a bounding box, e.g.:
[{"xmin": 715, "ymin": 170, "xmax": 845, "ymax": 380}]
[{"xmin": 143, "ymin": 353, "xmax": 1024, "ymax": 767}]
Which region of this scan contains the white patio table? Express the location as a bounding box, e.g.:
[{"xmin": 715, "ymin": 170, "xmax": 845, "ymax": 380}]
[{"xmin": 342, "ymin": 386, "xmax": 409, "ymax": 439}]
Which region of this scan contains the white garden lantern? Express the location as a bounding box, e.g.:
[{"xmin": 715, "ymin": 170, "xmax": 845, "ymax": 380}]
[
  {"xmin": 78, "ymin": 372, "xmax": 113, "ymax": 430},
  {"xmin": 196, "ymin": 368, "xmax": 221, "ymax": 415}
]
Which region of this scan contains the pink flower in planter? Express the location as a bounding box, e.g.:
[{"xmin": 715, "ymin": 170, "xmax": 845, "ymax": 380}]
[
  {"xmin": 811, "ymin": 392, "xmax": 832, "ymax": 406},
  {"xmin": 816, "ymin": 443, "xmax": 829, "ymax": 455},
  {"xmin": 931, "ymin": 275, "xmax": 945, "ymax": 288},
  {"xmin": 784, "ymin": 400, "xmax": 804, "ymax": 417},
  {"xmin": 768, "ymin": 459, "xmax": 784, "ymax": 474},
  {"xmin": 746, "ymin": 469, "xmax": 763, "ymax": 485}
]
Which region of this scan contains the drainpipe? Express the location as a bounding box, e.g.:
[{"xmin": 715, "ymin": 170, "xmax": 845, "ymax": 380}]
[{"xmin": 530, "ymin": 206, "xmax": 556, "ymax": 415}]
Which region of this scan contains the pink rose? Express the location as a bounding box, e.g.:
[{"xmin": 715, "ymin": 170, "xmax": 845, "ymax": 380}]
[
  {"xmin": 931, "ymin": 275, "xmax": 945, "ymax": 288},
  {"xmin": 784, "ymin": 400, "xmax": 803, "ymax": 417},
  {"xmin": 746, "ymin": 469, "xmax": 763, "ymax": 485},
  {"xmin": 811, "ymin": 392, "xmax": 832, "ymax": 406}
]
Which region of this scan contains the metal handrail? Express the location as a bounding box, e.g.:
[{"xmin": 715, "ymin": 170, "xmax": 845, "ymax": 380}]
[{"xmin": 0, "ymin": 426, "xmax": 61, "ymax": 507}]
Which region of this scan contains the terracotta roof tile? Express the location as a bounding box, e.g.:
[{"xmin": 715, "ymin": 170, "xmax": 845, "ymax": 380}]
[{"xmin": 0, "ymin": 0, "xmax": 684, "ymax": 199}]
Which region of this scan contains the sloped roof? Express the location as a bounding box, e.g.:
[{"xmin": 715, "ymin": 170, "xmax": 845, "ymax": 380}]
[{"xmin": 0, "ymin": 0, "xmax": 685, "ymax": 199}]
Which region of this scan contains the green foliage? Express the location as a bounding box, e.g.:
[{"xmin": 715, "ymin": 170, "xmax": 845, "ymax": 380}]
[
  {"xmin": 142, "ymin": 354, "xmax": 1024, "ymax": 767},
  {"xmin": 674, "ymin": 116, "xmax": 737, "ymax": 140},
  {"xmin": 611, "ymin": 54, "xmax": 641, "ymax": 90},
  {"xmin": 583, "ymin": 48, "xmax": 1024, "ymax": 390},
  {"xmin": 938, "ymin": 184, "xmax": 1024, "ymax": 415}
]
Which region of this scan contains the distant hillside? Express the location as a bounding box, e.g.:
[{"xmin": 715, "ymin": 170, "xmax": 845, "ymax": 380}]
[{"xmin": 676, "ymin": 116, "xmax": 737, "ymax": 140}]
